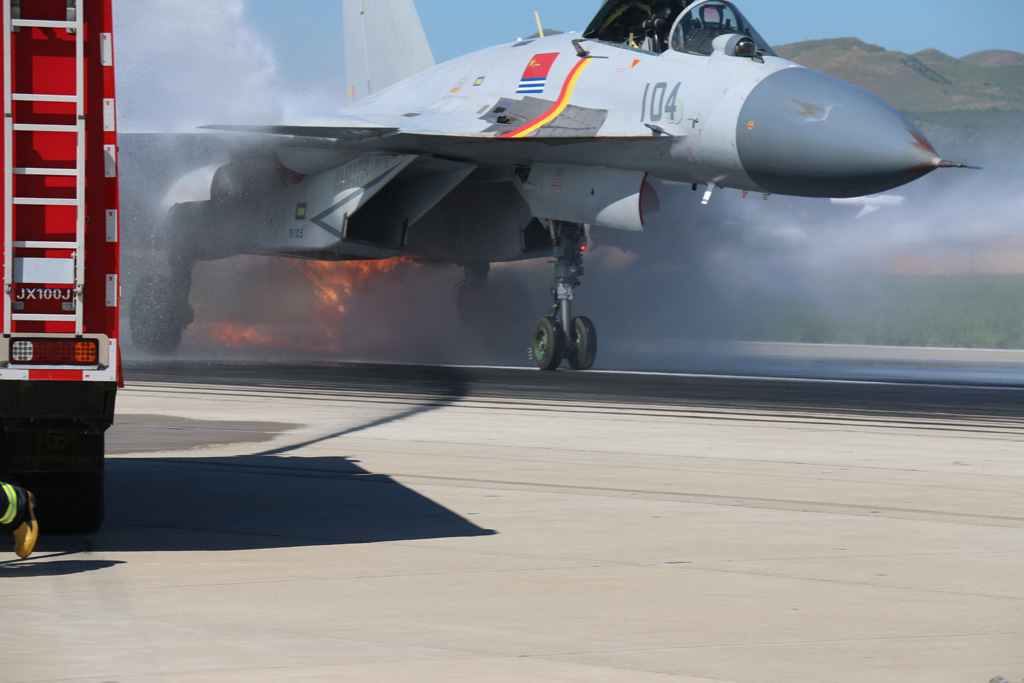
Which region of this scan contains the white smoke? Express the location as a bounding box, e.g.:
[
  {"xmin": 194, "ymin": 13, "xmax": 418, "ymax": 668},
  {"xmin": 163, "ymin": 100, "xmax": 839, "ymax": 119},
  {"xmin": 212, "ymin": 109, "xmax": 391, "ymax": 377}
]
[
  {"xmin": 112, "ymin": 0, "xmax": 282, "ymax": 132},
  {"xmin": 725, "ymin": 161, "xmax": 1024, "ymax": 282}
]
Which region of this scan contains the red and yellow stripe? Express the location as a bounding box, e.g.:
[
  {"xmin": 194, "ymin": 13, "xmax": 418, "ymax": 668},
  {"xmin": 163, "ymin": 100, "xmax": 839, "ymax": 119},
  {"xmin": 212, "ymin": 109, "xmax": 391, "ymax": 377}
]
[{"xmin": 499, "ymin": 57, "xmax": 594, "ymax": 138}]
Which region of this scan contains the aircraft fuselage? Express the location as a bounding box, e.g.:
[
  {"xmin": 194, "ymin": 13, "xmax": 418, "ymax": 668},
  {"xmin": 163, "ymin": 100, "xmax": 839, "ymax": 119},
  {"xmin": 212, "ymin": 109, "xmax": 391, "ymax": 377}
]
[{"xmin": 336, "ymin": 31, "xmax": 944, "ymax": 199}]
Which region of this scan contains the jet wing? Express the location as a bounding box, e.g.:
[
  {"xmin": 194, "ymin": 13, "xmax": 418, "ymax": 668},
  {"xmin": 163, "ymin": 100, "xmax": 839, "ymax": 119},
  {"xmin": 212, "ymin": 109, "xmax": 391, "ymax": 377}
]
[
  {"xmin": 201, "ymin": 113, "xmax": 678, "ymax": 192},
  {"xmin": 200, "ymin": 120, "xmax": 676, "ymax": 187},
  {"xmin": 203, "ymin": 123, "xmax": 658, "ymax": 142},
  {"xmin": 203, "ymin": 124, "xmax": 400, "ymax": 141}
]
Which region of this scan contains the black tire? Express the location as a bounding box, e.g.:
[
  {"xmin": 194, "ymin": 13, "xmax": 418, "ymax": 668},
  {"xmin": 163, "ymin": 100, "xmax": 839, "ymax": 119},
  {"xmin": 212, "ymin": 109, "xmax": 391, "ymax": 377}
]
[
  {"xmin": 129, "ymin": 274, "xmax": 193, "ymax": 354},
  {"xmin": 532, "ymin": 317, "xmax": 564, "ymax": 371},
  {"xmin": 15, "ymin": 471, "xmax": 104, "ymax": 533},
  {"xmin": 567, "ymin": 316, "xmax": 598, "ymax": 371},
  {"xmin": 4, "ymin": 431, "xmax": 106, "ymax": 533}
]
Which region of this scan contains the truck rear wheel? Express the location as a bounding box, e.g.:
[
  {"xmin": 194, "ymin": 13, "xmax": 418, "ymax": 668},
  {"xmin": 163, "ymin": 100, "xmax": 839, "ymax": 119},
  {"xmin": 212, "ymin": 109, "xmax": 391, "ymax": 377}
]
[
  {"xmin": 15, "ymin": 471, "xmax": 104, "ymax": 533},
  {"xmin": 2, "ymin": 430, "xmax": 107, "ymax": 533}
]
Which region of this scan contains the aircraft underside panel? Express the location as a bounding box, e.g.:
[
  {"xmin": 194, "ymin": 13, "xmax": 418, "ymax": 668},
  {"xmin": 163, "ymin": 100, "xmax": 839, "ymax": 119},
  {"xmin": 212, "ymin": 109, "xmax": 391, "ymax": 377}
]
[
  {"xmin": 302, "ymin": 154, "xmax": 417, "ymax": 243},
  {"xmin": 244, "ymin": 153, "xmax": 418, "ymax": 260},
  {"xmin": 230, "ymin": 153, "xmax": 485, "ymax": 262},
  {"xmin": 404, "ymin": 181, "xmax": 550, "ymax": 265},
  {"xmin": 518, "ymin": 164, "xmax": 656, "ymax": 232},
  {"xmin": 342, "ymin": 161, "xmax": 477, "ymax": 254},
  {"xmin": 159, "ymin": 151, "xmax": 487, "ymax": 263}
]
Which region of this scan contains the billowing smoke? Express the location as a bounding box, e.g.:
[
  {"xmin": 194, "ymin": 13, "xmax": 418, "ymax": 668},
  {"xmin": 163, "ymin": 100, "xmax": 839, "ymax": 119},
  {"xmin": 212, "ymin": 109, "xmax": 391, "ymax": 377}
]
[
  {"xmin": 112, "ymin": 0, "xmax": 283, "ymax": 131},
  {"xmin": 581, "ymin": 140, "xmax": 1024, "ymax": 372},
  {"xmin": 112, "ymin": 0, "xmax": 343, "ymax": 131}
]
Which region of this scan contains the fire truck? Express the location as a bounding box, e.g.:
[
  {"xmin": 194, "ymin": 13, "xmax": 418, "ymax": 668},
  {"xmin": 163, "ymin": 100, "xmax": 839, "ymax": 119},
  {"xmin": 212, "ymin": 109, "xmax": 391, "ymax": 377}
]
[{"xmin": 0, "ymin": 0, "xmax": 120, "ymax": 532}]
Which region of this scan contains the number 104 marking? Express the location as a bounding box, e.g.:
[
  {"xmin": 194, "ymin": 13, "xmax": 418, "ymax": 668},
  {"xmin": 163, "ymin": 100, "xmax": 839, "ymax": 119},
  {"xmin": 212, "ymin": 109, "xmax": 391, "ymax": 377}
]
[{"xmin": 641, "ymin": 82, "xmax": 683, "ymax": 125}]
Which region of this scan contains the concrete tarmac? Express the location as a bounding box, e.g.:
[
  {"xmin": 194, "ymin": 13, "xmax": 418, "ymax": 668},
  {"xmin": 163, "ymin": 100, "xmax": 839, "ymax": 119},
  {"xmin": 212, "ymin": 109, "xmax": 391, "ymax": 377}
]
[{"xmin": 2, "ymin": 361, "xmax": 1023, "ymax": 682}]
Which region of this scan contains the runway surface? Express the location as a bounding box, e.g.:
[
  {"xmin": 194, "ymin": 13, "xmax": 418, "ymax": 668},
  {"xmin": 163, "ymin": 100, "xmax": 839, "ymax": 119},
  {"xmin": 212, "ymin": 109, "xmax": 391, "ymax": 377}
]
[{"xmin": 2, "ymin": 360, "xmax": 1023, "ymax": 682}]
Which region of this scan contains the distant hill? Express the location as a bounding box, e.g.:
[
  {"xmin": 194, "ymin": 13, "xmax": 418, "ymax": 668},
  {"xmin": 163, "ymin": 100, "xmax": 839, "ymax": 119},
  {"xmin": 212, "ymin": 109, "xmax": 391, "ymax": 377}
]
[{"xmin": 775, "ymin": 38, "xmax": 1024, "ymax": 154}]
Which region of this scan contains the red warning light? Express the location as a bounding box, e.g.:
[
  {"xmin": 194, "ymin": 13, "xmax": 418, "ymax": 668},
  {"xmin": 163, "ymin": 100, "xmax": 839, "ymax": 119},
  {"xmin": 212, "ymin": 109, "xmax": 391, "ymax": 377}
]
[{"xmin": 580, "ymin": 244, "xmax": 588, "ymax": 252}]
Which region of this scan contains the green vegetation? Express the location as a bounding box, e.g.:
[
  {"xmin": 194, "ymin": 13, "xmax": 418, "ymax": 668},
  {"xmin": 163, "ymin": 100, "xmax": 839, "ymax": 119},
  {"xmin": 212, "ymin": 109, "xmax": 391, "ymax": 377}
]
[{"xmin": 731, "ymin": 274, "xmax": 1024, "ymax": 349}]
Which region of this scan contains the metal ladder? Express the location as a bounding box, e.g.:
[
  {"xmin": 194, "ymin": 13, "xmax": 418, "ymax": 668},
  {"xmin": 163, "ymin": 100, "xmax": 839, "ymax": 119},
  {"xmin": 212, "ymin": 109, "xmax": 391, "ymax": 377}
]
[{"xmin": 2, "ymin": 0, "xmax": 86, "ymax": 337}]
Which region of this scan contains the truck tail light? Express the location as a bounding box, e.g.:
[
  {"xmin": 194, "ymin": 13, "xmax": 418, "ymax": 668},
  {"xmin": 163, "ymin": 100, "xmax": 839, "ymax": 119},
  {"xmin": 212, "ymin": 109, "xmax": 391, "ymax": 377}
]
[{"xmin": 9, "ymin": 339, "xmax": 99, "ymax": 365}]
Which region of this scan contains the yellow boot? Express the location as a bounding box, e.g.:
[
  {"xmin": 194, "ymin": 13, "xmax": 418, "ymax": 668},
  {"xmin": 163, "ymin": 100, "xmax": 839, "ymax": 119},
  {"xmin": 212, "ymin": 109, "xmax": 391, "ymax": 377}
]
[{"xmin": 12, "ymin": 492, "xmax": 38, "ymax": 559}]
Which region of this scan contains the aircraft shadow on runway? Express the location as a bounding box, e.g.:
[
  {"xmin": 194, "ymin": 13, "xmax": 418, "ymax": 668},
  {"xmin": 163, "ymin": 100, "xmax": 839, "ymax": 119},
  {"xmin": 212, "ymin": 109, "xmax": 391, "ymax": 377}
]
[{"xmin": 48, "ymin": 368, "xmax": 496, "ymax": 553}]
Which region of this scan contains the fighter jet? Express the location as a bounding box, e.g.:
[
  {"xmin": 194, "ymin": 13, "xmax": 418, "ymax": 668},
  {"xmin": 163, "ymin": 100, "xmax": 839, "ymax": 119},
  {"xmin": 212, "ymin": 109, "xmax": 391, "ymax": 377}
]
[{"xmin": 132, "ymin": 0, "xmax": 973, "ymax": 370}]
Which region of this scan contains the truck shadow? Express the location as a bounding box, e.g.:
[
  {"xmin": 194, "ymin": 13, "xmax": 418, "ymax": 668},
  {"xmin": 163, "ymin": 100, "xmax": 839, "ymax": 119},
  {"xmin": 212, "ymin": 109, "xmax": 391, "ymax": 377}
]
[
  {"xmin": 34, "ymin": 363, "xmax": 497, "ymax": 553},
  {"xmin": 0, "ymin": 554, "xmax": 124, "ymax": 577}
]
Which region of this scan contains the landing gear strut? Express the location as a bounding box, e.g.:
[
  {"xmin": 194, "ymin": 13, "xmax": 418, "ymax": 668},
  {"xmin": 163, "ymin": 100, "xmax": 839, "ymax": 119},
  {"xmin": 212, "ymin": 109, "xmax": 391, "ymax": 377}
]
[
  {"xmin": 532, "ymin": 221, "xmax": 597, "ymax": 371},
  {"xmin": 129, "ymin": 227, "xmax": 196, "ymax": 354}
]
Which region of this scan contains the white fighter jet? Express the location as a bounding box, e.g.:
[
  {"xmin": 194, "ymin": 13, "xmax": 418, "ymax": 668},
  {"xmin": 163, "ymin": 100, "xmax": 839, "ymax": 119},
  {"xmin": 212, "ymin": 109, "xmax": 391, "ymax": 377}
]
[{"xmin": 132, "ymin": 0, "xmax": 973, "ymax": 370}]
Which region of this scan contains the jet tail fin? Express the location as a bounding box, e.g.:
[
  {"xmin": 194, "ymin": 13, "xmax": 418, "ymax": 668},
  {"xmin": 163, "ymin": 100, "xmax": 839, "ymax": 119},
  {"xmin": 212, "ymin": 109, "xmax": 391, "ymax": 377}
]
[{"xmin": 343, "ymin": 0, "xmax": 435, "ymax": 104}]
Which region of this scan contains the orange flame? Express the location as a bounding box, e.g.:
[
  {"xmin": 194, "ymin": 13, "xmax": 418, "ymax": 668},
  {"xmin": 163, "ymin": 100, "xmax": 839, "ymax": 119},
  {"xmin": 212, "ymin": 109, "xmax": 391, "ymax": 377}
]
[
  {"xmin": 203, "ymin": 323, "xmax": 276, "ymax": 346},
  {"xmin": 300, "ymin": 257, "xmax": 409, "ymax": 301},
  {"xmin": 198, "ymin": 256, "xmax": 415, "ymax": 353}
]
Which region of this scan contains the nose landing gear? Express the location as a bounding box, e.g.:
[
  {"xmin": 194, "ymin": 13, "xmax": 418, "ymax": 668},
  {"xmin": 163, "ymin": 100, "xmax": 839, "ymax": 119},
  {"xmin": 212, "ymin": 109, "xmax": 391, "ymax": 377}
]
[{"xmin": 531, "ymin": 221, "xmax": 598, "ymax": 371}]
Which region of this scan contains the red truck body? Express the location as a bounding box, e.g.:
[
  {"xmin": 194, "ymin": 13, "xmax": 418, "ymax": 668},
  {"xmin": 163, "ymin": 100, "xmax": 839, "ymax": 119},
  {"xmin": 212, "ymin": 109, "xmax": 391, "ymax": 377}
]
[{"xmin": 1, "ymin": 0, "xmax": 120, "ymax": 531}]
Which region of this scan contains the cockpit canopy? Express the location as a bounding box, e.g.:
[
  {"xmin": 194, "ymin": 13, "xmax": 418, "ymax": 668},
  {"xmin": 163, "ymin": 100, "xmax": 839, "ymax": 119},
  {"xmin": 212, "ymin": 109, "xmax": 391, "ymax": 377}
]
[{"xmin": 583, "ymin": 0, "xmax": 775, "ymax": 58}]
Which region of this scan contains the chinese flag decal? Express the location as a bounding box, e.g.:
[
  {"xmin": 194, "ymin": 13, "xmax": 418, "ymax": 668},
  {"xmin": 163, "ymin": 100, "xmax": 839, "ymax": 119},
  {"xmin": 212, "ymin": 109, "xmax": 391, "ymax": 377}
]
[{"xmin": 517, "ymin": 53, "xmax": 559, "ymax": 94}]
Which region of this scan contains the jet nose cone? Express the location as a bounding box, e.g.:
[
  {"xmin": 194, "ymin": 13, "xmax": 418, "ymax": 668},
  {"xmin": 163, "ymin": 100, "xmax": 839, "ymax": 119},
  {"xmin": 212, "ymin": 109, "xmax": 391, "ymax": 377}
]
[{"xmin": 737, "ymin": 68, "xmax": 941, "ymax": 198}]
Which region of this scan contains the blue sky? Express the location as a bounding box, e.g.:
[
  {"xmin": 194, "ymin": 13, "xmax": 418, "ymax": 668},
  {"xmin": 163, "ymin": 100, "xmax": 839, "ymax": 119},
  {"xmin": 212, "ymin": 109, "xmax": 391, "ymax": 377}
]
[{"xmin": 244, "ymin": 0, "xmax": 1024, "ymax": 86}]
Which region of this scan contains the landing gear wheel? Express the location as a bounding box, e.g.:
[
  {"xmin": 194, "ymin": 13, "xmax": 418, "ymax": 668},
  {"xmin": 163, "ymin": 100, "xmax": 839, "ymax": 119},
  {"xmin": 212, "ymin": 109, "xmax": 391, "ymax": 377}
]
[
  {"xmin": 567, "ymin": 316, "xmax": 597, "ymax": 371},
  {"xmin": 532, "ymin": 221, "xmax": 598, "ymax": 372},
  {"xmin": 533, "ymin": 317, "xmax": 565, "ymax": 371},
  {"xmin": 129, "ymin": 274, "xmax": 194, "ymax": 354}
]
